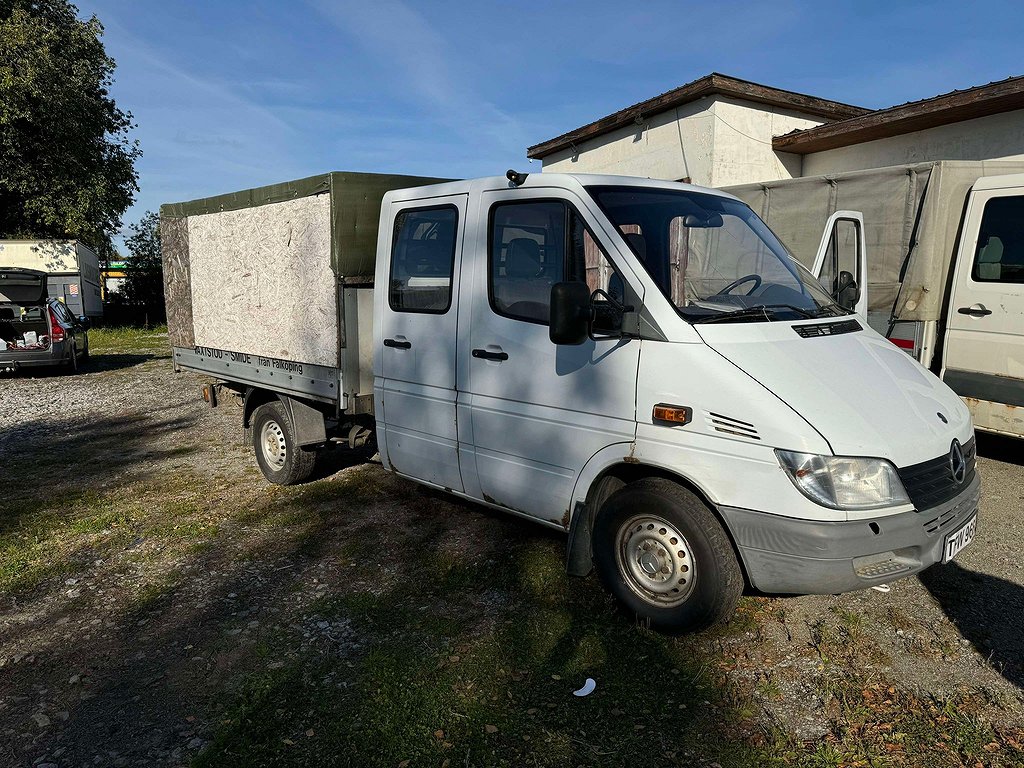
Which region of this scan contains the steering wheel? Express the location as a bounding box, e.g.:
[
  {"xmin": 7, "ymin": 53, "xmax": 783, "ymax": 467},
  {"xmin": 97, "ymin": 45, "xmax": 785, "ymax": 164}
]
[{"xmin": 716, "ymin": 274, "xmax": 762, "ymax": 296}]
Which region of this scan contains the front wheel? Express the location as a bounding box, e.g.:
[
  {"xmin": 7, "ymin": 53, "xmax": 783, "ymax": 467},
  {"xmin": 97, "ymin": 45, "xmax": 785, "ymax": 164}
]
[
  {"xmin": 592, "ymin": 478, "xmax": 743, "ymax": 633},
  {"xmin": 251, "ymin": 401, "xmax": 317, "ymax": 485}
]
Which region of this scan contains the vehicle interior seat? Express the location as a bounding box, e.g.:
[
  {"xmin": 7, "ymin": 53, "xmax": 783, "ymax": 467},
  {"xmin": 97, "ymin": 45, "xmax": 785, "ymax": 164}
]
[
  {"xmin": 496, "ymin": 237, "xmax": 553, "ymax": 321},
  {"xmin": 976, "ymin": 236, "xmax": 1003, "ymax": 280}
]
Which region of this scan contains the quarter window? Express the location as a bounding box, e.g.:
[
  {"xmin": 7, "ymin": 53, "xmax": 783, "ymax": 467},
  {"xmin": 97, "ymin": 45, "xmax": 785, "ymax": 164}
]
[
  {"xmin": 971, "ymin": 195, "xmax": 1024, "ymax": 283},
  {"xmin": 389, "ymin": 206, "xmax": 458, "ymax": 313}
]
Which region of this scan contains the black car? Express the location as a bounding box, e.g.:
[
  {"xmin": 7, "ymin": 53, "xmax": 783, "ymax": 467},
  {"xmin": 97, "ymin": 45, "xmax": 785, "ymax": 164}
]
[{"xmin": 0, "ymin": 267, "xmax": 90, "ymax": 373}]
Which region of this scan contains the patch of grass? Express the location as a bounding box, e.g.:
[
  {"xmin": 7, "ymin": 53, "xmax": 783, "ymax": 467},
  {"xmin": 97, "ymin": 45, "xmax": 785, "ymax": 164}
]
[{"xmin": 88, "ymin": 325, "xmax": 169, "ymax": 354}]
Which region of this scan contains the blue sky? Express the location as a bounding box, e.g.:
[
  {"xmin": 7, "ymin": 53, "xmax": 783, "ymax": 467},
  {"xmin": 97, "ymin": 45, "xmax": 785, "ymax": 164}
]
[{"xmin": 81, "ymin": 0, "xmax": 1024, "ymax": 249}]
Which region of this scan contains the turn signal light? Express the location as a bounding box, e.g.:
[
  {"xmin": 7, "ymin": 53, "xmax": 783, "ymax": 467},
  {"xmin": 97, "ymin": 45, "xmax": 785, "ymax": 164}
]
[{"xmin": 652, "ymin": 404, "xmax": 692, "ymax": 425}]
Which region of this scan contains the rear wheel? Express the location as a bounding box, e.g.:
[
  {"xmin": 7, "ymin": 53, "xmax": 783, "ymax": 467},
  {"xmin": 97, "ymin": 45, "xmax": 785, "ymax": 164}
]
[
  {"xmin": 65, "ymin": 342, "xmax": 78, "ymax": 374},
  {"xmin": 251, "ymin": 401, "xmax": 317, "ymax": 485},
  {"xmin": 592, "ymin": 478, "xmax": 743, "ymax": 633}
]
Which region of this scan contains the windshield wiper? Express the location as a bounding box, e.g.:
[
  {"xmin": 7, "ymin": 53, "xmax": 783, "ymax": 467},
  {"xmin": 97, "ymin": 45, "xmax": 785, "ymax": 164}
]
[{"xmin": 692, "ymin": 304, "xmax": 819, "ymax": 324}]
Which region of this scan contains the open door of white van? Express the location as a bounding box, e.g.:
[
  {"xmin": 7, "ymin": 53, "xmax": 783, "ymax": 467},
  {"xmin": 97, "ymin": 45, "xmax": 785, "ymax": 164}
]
[{"xmin": 811, "ymin": 211, "xmax": 868, "ymax": 318}]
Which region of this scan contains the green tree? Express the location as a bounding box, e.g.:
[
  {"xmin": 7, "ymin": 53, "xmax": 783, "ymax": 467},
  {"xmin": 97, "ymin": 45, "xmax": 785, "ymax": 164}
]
[
  {"xmin": 121, "ymin": 211, "xmax": 165, "ymax": 323},
  {"xmin": 0, "ymin": 0, "xmax": 140, "ymax": 256}
]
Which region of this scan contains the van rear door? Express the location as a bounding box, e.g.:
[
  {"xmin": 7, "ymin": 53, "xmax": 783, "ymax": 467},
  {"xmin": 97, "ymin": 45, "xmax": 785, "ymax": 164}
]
[
  {"xmin": 811, "ymin": 211, "xmax": 868, "ymax": 318},
  {"xmin": 942, "ymin": 186, "xmax": 1024, "ymax": 436}
]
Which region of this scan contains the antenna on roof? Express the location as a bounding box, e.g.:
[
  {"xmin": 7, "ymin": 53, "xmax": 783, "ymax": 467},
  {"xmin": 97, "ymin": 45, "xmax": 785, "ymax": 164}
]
[{"xmin": 506, "ymin": 169, "xmax": 529, "ymax": 187}]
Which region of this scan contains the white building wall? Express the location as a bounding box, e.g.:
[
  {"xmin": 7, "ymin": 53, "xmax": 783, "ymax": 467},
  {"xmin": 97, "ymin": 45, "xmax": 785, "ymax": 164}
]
[
  {"xmin": 803, "ymin": 109, "xmax": 1024, "ymax": 175},
  {"xmin": 707, "ymin": 97, "xmax": 819, "ymax": 186},
  {"xmin": 541, "ymin": 99, "xmax": 717, "ymax": 183},
  {"xmin": 541, "ymin": 97, "xmax": 825, "ymax": 186}
]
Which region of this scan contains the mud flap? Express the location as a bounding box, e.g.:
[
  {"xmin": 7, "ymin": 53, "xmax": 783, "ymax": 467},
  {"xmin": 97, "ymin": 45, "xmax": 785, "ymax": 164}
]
[{"xmin": 566, "ymin": 500, "xmax": 593, "ymax": 577}]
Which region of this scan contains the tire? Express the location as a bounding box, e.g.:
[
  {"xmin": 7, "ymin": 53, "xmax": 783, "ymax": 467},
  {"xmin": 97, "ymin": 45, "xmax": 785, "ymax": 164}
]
[
  {"xmin": 251, "ymin": 401, "xmax": 317, "ymax": 485},
  {"xmin": 65, "ymin": 342, "xmax": 78, "ymax": 374},
  {"xmin": 592, "ymin": 478, "xmax": 743, "ymax": 634},
  {"xmin": 80, "ymin": 335, "xmax": 89, "ymax": 362}
]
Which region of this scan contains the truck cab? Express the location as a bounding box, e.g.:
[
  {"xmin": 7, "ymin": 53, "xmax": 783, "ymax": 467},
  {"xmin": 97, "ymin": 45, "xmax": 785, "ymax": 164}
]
[{"xmin": 374, "ymin": 173, "xmax": 979, "ymax": 632}]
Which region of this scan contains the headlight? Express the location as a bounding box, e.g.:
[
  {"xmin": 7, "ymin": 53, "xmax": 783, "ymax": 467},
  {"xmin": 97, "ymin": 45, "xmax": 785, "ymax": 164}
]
[{"xmin": 776, "ymin": 450, "xmax": 910, "ymax": 510}]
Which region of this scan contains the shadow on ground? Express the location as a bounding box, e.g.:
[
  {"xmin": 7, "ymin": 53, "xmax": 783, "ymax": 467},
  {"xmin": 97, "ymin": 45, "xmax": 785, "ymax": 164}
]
[{"xmin": 920, "ymin": 561, "xmax": 1024, "ymax": 689}]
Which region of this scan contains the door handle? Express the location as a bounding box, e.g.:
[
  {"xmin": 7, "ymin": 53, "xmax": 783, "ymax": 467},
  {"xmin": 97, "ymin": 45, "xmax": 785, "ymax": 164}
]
[
  {"xmin": 472, "ymin": 348, "xmax": 509, "ymax": 361},
  {"xmin": 957, "ymin": 305, "xmax": 993, "ymax": 317},
  {"xmin": 384, "ymin": 338, "xmax": 412, "ymax": 349}
]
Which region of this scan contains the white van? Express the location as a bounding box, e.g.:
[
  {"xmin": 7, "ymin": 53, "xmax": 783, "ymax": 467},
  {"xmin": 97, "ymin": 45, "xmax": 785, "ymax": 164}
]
[
  {"xmin": 726, "ymin": 161, "xmax": 1024, "ymax": 440},
  {"xmin": 164, "ymin": 171, "xmax": 980, "ymax": 632}
]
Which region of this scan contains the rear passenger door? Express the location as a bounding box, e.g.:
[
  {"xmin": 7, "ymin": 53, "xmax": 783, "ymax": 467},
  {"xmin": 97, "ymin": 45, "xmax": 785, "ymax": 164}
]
[{"xmin": 376, "ymin": 195, "xmax": 467, "ymax": 491}]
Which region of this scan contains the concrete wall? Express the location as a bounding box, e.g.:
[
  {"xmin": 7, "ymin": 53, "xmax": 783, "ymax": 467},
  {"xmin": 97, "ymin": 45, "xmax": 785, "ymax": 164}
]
[
  {"xmin": 803, "ymin": 109, "xmax": 1024, "ymax": 176},
  {"xmin": 541, "ymin": 96, "xmax": 823, "ymax": 186}
]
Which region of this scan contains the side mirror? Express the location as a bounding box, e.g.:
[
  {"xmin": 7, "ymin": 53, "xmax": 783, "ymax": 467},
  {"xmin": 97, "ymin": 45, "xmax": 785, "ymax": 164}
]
[
  {"xmin": 77, "ymin": 315, "xmax": 91, "ymax": 330},
  {"xmin": 836, "ymin": 270, "xmax": 860, "ymax": 311},
  {"xmin": 549, "ymin": 281, "xmax": 591, "ymax": 345}
]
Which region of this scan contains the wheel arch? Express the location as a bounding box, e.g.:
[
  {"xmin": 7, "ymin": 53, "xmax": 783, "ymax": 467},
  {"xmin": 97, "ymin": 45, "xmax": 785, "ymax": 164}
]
[{"xmin": 566, "ymin": 447, "xmax": 748, "ymax": 584}]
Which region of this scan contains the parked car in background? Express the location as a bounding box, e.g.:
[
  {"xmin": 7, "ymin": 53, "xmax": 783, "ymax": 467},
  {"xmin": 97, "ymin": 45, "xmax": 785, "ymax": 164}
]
[{"xmin": 0, "ymin": 267, "xmax": 91, "ymax": 373}]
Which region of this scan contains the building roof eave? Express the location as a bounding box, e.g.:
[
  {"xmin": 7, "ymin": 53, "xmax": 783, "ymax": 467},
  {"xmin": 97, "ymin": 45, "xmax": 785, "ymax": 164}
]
[{"xmin": 526, "ymin": 72, "xmax": 871, "ymax": 160}]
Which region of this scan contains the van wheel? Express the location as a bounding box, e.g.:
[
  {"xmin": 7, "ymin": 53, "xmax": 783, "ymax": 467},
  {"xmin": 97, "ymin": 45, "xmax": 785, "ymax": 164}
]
[
  {"xmin": 592, "ymin": 478, "xmax": 743, "ymax": 633},
  {"xmin": 252, "ymin": 401, "xmax": 317, "ymax": 485}
]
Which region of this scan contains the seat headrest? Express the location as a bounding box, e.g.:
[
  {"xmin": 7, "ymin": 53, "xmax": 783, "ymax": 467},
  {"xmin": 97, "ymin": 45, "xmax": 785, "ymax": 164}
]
[
  {"xmin": 506, "ymin": 238, "xmax": 543, "ymax": 278},
  {"xmin": 978, "ymin": 236, "xmax": 1004, "ymax": 263}
]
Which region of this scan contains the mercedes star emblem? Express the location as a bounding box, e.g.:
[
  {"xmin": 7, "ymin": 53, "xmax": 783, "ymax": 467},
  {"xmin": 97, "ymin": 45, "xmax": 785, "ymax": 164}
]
[{"xmin": 949, "ymin": 439, "xmax": 966, "ymax": 484}]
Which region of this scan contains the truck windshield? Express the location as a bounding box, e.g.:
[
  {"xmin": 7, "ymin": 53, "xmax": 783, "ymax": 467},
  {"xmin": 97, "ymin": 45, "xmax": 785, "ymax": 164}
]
[{"xmin": 587, "ymin": 186, "xmax": 843, "ymax": 322}]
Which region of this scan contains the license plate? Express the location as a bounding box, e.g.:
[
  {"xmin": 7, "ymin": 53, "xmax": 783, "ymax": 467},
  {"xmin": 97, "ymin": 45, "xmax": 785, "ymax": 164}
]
[{"xmin": 943, "ymin": 514, "xmax": 977, "ymax": 563}]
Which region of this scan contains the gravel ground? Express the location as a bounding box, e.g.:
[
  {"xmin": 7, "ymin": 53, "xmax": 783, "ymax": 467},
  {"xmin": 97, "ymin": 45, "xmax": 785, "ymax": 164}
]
[{"xmin": 1, "ymin": 333, "xmax": 1023, "ymax": 767}]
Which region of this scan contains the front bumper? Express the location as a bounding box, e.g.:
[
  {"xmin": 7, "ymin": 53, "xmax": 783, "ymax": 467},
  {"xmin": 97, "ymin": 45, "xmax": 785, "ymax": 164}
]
[{"xmin": 719, "ymin": 472, "xmax": 981, "ymax": 595}]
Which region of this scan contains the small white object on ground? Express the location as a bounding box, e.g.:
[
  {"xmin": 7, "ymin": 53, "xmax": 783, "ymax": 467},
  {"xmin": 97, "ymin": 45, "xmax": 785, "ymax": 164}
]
[
  {"xmin": 573, "ymin": 678, "xmax": 597, "ymax": 697},
  {"xmin": 870, "ymin": 583, "xmax": 891, "ymax": 593}
]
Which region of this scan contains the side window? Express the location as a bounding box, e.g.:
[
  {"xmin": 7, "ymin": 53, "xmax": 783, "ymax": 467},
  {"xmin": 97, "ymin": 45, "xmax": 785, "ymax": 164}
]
[
  {"xmin": 389, "ymin": 206, "xmax": 458, "ymax": 313},
  {"xmin": 971, "ymin": 196, "xmax": 1024, "ymax": 283},
  {"xmin": 490, "ymin": 201, "xmax": 565, "ymax": 323}
]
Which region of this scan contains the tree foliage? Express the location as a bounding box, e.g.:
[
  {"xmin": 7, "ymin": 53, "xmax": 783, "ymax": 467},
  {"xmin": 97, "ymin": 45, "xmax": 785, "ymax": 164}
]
[
  {"xmin": 0, "ymin": 0, "xmax": 140, "ymax": 256},
  {"xmin": 120, "ymin": 211, "xmax": 165, "ymax": 322}
]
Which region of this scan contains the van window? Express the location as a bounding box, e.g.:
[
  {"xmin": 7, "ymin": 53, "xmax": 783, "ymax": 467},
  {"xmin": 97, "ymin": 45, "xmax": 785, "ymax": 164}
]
[
  {"xmin": 490, "ymin": 200, "xmax": 625, "ymax": 326},
  {"xmin": 971, "ymin": 196, "xmax": 1024, "ymax": 284},
  {"xmin": 389, "ymin": 206, "xmax": 458, "ymax": 313},
  {"xmin": 490, "ymin": 201, "xmax": 566, "ymax": 323}
]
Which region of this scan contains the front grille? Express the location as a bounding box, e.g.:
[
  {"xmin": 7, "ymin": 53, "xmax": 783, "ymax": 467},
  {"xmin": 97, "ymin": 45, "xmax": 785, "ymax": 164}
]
[
  {"xmin": 898, "ymin": 437, "xmax": 976, "ymax": 511},
  {"xmin": 792, "ymin": 319, "xmax": 862, "ymax": 338}
]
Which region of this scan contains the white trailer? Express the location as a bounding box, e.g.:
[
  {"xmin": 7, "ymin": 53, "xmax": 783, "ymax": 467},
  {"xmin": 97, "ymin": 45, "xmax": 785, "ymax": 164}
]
[
  {"xmin": 164, "ymin": 170, "xmax": 980, "ymax": 633},
  {"xmin": 724, "ymin": 160, "xmax": 1024, "ymax": 439},
  {"xmin": 0, "ymin": 239, "xmax": 103, "ymax": 320}
]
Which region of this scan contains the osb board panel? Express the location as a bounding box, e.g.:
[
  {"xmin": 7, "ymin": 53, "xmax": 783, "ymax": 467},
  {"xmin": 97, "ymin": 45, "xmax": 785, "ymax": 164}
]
[
  {"xmin": 160, "ymin": 216, "xmax": 195, "ymax": 348},
  {"xmin": 187, "ymin": 194, "xmax": 337, "ymax": 367}
]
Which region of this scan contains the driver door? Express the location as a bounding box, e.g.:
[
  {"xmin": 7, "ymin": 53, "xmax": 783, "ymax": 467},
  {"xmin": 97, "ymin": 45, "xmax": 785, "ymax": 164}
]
[{"xmin": 812, "ymin": 211, "xmax": 868, "ymax": 317}]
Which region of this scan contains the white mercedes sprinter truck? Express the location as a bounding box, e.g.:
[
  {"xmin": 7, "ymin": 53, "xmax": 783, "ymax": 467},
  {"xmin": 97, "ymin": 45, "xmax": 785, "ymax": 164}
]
[{"xmin": 164, "ymin": 171, "xmax": 980, "ymax": 633}]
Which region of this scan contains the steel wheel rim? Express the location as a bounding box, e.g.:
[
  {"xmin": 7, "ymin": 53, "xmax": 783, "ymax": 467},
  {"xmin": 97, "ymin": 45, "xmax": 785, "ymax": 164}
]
[
  {"xmin": 615, "ymin": 514, "xmax": 696, "ymax": 607},
  {"xmin": 260, "ymin": 420, "xmax": 288, "ymax": 469}
]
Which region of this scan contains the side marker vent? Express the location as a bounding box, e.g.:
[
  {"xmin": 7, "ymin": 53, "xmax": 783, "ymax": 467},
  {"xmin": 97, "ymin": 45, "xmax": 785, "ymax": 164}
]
[
  {"xmin": 793, "ymin": 319, "xmax": 862, "ymax": 338},
  {"xmin": 707, "ymin": 412, "xmax": 760, "ymax": 440}
]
